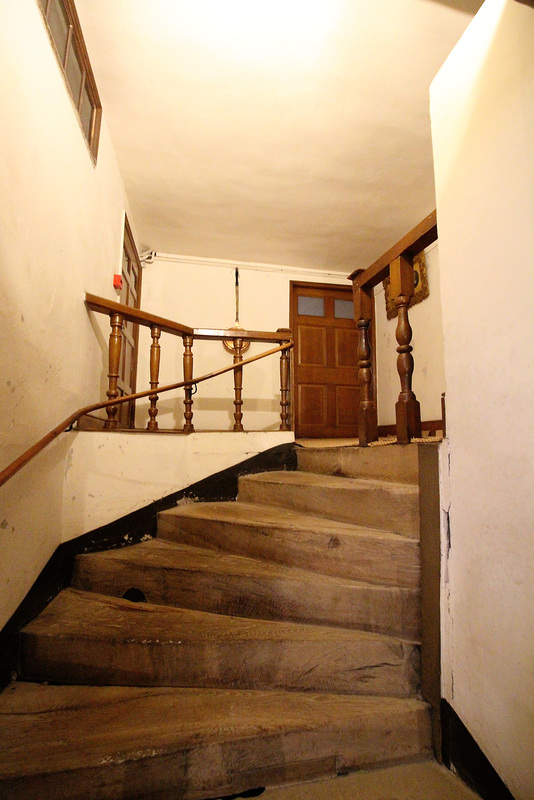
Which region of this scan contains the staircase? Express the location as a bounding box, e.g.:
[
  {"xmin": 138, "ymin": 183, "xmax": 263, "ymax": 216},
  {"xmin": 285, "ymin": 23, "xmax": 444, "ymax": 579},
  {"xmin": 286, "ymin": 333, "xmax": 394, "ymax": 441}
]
[{"xmin": 0, "ymin": 443, "xmax": 433, "ymax": 800}]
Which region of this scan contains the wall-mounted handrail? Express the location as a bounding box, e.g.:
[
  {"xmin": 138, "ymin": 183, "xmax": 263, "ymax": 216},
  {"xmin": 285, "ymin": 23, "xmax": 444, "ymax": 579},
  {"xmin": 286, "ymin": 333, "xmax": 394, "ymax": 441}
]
[
  {"xmin": 350, "ymin": 211, "xmax": 438, "ymax": 446},
  {"xmin": 0, "ymin": 342, "xmax": 292, "ymax": 490}
]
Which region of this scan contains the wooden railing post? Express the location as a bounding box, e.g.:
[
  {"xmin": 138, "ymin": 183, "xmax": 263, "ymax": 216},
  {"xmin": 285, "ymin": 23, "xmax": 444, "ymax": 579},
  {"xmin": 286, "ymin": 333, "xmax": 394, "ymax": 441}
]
[
  {"xmin": 147, "ymin": 325, "xmax": 161, "ymax": 431},
  {"xmin": 104, "ymin": 312, "xmax": 123, "ymax": 430},
  {"xmin": 391, "ymin": 255, "xmax": 422, "ymax": 443},
  {"xmin": 233, "ymin": 338, "xmax": 244, "ymax": 432},
  {"xmin": 182, "ymin": 334, "xmax": 195, "ymax": 433},
  {"xmin": 278, "ymin": 330, "xmax": 291, "ymax": 431},
  {"xmin": 354, "ymin": 282, "xmax": 378, "ymax": 446}
]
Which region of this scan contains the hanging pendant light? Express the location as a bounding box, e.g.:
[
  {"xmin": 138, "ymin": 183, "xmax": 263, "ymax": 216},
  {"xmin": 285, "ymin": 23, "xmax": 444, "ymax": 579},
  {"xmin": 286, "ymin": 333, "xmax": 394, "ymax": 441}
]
[{"xmin": 223, "ymin": 267, "xmax": 251, "ymax": 354}]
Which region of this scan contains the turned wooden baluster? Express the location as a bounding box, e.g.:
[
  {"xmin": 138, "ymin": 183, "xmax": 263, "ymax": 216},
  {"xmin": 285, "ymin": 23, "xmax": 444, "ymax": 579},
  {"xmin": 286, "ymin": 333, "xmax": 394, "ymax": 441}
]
[
  {"xmin": 182, "ymin": 334, "xmax": 195, "ymax": 433},
  {"xmin": 147, "ymin": 325, "xmax": 161, "ymax": 431},
  {"xmin": 278, "ymin": 329, "xmax": 292, "ymax": 431},
  {"xmin": 391, "ymin": 255, "xmax": 422, "ymax": 443},
  {"xmin": 104, "ymin": 312, "xmax": 124, "ymax": 430},
  {"xmin": 233, "ymin": 337, "xmax": 244, "ymax": 432},
  {"xmin": 354, "ymin": 281, "xmax": 378, "ymax": 446}
]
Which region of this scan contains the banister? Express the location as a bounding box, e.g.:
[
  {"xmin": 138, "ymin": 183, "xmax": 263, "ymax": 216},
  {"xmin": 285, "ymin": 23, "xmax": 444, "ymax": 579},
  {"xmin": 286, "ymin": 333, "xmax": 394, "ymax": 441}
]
[
  {"xmin": 85, "ymin": 293, "xmax": 194, "ymax": 337},
  {"xmin": 350, "ymin": 210, "xmax": 437, "ymax": 290},
  {"xmin": 85, "ymin": 294, "xmax": 292, "ymax": 344},
  {"xmin": 351, "ymin": 213, "xmax": 437, "ymax": 445},
  {"xmin": 0, "ymin": 342, "xmax": 292, "ymax": 490}
]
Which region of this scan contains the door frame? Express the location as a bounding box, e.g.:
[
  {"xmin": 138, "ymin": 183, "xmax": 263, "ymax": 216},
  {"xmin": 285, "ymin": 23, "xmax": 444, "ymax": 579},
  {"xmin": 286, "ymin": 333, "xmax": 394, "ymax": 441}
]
[{"xmin": 289, "ymin": 280, "xmax": 376, "ymax": 438}]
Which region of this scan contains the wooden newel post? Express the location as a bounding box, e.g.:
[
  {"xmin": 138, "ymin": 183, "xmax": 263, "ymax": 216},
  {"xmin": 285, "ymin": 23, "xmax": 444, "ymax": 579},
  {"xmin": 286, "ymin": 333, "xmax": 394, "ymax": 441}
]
[
  {"xmin": 278, "ymin": 329, "xmax": 292, "ymax": 431},
  {"xmin": 104, "ymin": 312, "xmax": 123, "ymax": 430},
  {"xmin": 147, "ymin": 325, "xmax": 161, "ymax": 431},
  {"xmin": 233, "ymin": 338, "xmax": 244, "ymax": 432},
  {"xmin": 354, "ymin": 282, "xmax": 378, "ymax": 446},
  {"xmin": 182, "ymin": 335, "xmax": 195, "ymax": 433},
  {"xmin": 390, "ymin": 255, "xmax": 421, "ymax": 443}
]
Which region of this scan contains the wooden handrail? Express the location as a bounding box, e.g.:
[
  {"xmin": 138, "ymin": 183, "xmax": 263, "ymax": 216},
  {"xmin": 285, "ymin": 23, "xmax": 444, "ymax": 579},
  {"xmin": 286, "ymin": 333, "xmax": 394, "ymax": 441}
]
[
  {"xmin": 350, "ymin": 210, "xmax": 437, "ymax": 289},
  {"xmin": 0, "ymin": 342, "xmax": 292, "ymax": 490},
  {"xmin": 85, "ymin": 294, "xmax": 292, "ymax": 344}
]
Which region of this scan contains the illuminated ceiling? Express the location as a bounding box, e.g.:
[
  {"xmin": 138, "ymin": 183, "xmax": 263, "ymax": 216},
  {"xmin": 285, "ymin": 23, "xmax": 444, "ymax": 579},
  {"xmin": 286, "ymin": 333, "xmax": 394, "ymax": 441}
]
[{"xmin": 76, "ymin": 0, "xmax": 481, "ymax": 272}]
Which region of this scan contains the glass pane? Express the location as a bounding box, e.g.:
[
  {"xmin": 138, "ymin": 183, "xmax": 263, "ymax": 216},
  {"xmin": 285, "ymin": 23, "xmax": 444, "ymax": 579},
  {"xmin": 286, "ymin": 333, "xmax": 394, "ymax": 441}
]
[
  {"xmin": 334, "ymin": 298, "xmax": 354, "ymax": 319},
  {"xmin": 298, "ymin": 296, "xmax": 325, "ymax": 317},
  {"xmin": 48, "ymin": 0, "xmax": 70, "ymax": 63},
  {"xmin": 66, "ymin": 42, "xmax": 83, "ymax": 105},
  {"xmin": 79, "ymin": 82, "xmax": 94, "ymax": 141}
]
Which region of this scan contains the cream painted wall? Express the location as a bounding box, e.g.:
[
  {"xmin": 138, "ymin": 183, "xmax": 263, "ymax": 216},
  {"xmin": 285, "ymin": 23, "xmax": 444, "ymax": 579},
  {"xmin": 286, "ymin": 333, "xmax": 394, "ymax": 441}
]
[
  {"xmin": 135, "ymin": 255, "xmax": 352, "ymax": 431},
  {"xmin": 431, "ymin": 1, "xmax": 534, "ymax": 797},
  {"xmin": 0, "ymin": 0, "xmax": 129, "ymax": 628},
  {"xmin": 62, "ymin": 430, "xmax": 292, "ymax": 541},
  {"xmin": 374, "ymin": 242, "xmax": 445, "ymax": 426}
]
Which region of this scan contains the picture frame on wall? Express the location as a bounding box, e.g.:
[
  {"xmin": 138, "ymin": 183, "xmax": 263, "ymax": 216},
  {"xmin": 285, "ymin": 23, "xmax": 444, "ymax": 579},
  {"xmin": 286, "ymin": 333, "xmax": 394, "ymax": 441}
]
[{"xmin": 383, "ymin": 251, "xmax": 429, "ymax": 320}]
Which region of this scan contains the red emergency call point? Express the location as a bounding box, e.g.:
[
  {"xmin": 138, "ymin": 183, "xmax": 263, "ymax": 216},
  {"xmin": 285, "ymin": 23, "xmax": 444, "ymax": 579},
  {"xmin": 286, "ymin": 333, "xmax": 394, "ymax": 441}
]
[{"xmin": 113, "ymin": 274, "xmax": 123, "ymax": 290}]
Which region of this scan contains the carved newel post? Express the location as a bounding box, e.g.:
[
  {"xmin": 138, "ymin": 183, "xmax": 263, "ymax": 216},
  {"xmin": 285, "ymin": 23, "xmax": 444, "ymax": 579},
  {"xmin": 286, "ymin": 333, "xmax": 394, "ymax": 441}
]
[
  {"xmin": 353, "ymin": 279, "xmax": 377, "ymax": 446},
  {"xmin": 390, "ymin": 255, "xmax": 422, "ymax": 444}
]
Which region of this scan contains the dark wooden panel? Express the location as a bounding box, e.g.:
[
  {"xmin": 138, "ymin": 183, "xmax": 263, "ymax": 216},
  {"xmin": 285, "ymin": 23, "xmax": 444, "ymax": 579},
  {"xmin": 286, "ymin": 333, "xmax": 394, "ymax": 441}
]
[
  {"xmin": 297, "ymin": 385, "xmax": 327, "ymax": 428},
  {"xmin": 335, "ymin": 328, "xmax": 359, "ymax": 369},
  {"xmin": 297, "ymin": 326, "xmax": 327, "ymax": 367},
  {"xmin": 335, "ymin": 386, "xmax": 359, "ymax": 426}
]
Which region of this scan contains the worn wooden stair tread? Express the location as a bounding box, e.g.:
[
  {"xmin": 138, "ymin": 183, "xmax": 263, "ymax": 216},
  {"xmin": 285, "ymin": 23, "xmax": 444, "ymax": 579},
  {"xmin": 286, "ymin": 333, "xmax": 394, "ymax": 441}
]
[
  {"xmin": 296, "ymin": 443, "xmax": 420, "ymax": 485},
  {"xmin": 158, "ymin": 501, "xmax": 419, "ymax": 588},
  {"xmin": 71, "ymin": 540, "xmax": 420, "ymax": 639},
  {"xmin": 238, "ymin": 471, "xmax": 420, "ymax": 537},
  {"xmin": 0, "ymin": 682, "xmax": 431, "ymax": 800},
  {"xmin": 19, "ymin": 589, "xmax": 419, "ymax": 696}
]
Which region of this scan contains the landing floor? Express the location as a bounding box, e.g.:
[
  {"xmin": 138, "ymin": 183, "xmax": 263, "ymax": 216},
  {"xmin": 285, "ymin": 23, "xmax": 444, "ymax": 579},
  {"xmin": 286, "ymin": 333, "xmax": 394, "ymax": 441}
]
[{"xmin": 218, "ymin": 761, "xmax": 482, "ymax": 800}]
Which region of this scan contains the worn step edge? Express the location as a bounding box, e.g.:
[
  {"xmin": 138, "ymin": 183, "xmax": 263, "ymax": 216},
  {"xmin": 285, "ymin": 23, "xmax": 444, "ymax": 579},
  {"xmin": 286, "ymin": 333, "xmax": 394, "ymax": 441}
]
[
  {"xmin": 158, "ymin": 501, "xmax": 420, "ymax": 589},
  {"xmin": 296, "ymin": 444, "xmax": 420, "ymax": 485},
  {"xmin": 71, "ymin": 540, "xmax": 421, "ymax": 640},
  {"xmin": 0, "ymin": 683, "xmax": 432, "ymax": 800},
  {"xmin": 238, "ymin": 471, "xmax": 420, "ymax": 537},
  {"xmin": 19, "ymin": 589, "xmax": 419, "ymax": 696}
]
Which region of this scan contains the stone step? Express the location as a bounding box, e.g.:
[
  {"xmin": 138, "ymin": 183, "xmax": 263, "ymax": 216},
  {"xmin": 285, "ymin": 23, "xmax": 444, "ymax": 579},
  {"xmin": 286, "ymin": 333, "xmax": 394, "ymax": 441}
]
[
  {"xmin": 19, "ymin": 589, "xmax": 419, "ymax": 696},
  {"xmin": 296, "ymin": 443, "xmax": 419, "ymax": 485},
  {"xmin": 158, "ymin": 501, "xmax": 419, "ymax": 589},
  {"xmin": 0, "ymin": 683, "xmax": 431, "ymax": 800},
  {"xmin": 71, "ymin": 540, "xmax": 420, "ymax": 639},
  {"xmin": 238, "ymin": 471, "xmax": 420, "ymax": 538}
]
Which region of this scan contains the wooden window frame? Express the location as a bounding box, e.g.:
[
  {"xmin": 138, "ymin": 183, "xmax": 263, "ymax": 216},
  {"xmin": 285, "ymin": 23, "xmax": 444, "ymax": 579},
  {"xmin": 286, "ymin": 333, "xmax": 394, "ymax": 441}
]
[{"xmin": 37, "ymin": 0, "xmax": 102, "ymax": 162}]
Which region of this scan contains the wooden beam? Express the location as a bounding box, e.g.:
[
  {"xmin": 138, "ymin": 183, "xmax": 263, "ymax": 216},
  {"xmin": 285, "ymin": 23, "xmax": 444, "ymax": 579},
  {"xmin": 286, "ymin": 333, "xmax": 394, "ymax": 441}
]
[{"xmin": 349, "ymin": 210, "xmax": 438, "ymax": 287}]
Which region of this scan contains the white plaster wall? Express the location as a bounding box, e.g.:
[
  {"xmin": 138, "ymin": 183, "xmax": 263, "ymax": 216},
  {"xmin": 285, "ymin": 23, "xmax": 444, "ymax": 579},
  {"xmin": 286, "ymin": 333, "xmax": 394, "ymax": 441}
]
[
  {"xmin": 62, "ymin": 430, "xmax": 293, "ymax": 541},
  {"xmin": 431, "ymin": 1, "xmax": 534, "ymax": 797},
  {"xmin": 0, "ymin": 0, "xmax": 130, "ymax": 628},
  {"xmin": 374, "ymin": 242, "xmax": 445, "ymax": 426},
  {"xmin": 135, "ymin": 256, "xmax": 351, "ymax": 431}
]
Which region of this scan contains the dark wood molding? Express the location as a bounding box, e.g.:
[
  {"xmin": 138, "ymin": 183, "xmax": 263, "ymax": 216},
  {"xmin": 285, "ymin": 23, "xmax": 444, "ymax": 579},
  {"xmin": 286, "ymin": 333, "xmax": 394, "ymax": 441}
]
[
  {"xmin": 515, "ymin": 0, "xmax": 534, "ymax": 8},
  {"xmin": 0, "ymin": 443, "xmax": 297, "ymax": 690},
  {"xmin": 377, "ymin": 419, "xmax": 443, "ymax": 437},
  {"xmin": 441, "ymin": 701, "xmax": 516, "ymax": 800}
]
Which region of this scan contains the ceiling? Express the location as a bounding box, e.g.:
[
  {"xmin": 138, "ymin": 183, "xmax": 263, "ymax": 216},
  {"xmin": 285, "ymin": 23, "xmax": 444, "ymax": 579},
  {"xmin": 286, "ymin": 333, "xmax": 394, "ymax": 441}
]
[{"xmin": 76, "ymin": 0, "xmax": 482, "ymax": 274}]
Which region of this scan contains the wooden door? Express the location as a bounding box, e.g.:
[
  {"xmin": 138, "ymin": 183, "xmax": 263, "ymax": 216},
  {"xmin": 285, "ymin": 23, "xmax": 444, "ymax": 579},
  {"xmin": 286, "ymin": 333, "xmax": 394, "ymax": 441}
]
[
  {"xmin": 117, "ymin": 218, "xmax": 142, "ymax": 428},
  {"xmin": 290, "ymin": 282, "xmax": 362, "ymax": 438}
]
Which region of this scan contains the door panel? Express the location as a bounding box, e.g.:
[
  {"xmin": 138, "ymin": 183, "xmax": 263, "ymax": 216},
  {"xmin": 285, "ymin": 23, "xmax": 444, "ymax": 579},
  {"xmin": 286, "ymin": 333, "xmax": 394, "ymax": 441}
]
[{"xmin": 291, "ymin": 282, "xmax": 365, "ymax": 438}]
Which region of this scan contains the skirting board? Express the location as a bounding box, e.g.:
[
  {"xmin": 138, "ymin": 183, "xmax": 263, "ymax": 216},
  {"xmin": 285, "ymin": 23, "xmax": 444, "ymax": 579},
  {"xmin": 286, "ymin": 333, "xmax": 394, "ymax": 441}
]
[
  {"xmin": 441, "ymin": 701, "xmax": 516, "ymax": 800},
  {"xmin": 0, "ymin": 442, "xmax": 297, "ymax": 690}
]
